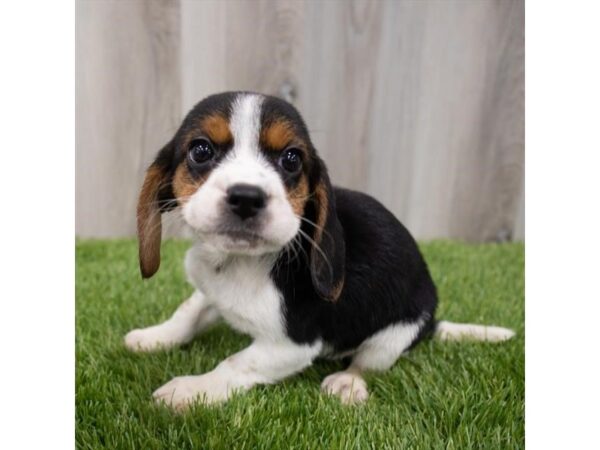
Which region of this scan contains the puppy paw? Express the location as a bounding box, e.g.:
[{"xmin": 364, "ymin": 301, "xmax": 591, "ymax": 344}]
[
  {"xmin": 124, "ymin": 327, "xmax": 178, "ymax": 352},
  {"xmin": 321, "ymin": 371, "xmax": 369, "ymax": 405},
  {"xmin": 153, "ymin": 374, "xmax": 230, "ymax": 411}
]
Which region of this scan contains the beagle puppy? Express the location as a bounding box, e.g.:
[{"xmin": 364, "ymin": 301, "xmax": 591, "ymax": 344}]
[{"xmin": 125, "ymin": 92, "xmax": 515, "ymax": 410}]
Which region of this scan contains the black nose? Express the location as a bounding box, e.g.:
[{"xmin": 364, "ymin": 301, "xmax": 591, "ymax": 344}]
[{"xmin": 226, "ymin": 184, "xmax": 267, "ymax": 220}]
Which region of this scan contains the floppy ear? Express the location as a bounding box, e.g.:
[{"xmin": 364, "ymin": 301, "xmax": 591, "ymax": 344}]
[
  {"xmin": 137, "ymin": 140, "xmax": 176, "ymax": 278},
  {"xmin": 309, "ymin": 159, "xmax": 346, "ymax": 301}
]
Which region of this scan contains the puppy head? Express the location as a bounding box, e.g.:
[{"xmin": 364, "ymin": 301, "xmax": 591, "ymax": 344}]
[{"xmin": 137, "ymin": 92, "xmax": 345, "ymax": 301}]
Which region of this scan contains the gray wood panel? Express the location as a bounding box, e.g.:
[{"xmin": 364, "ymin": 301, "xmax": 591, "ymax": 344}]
[
  {"xmin": 76, "ymin": 0, "xmax": 182, "ymax": 237},
  {"xmin": 76, "ymin": 0, "xmax": 524, "ymax": 241}
]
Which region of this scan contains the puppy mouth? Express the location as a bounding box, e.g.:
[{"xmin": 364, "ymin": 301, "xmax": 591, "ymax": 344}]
[
  {"xmin": 213, "ymin": 226, "xmax": 269, "ymax": 248},
  {"xmin": 218, "ymin": 229, "xmax": 264, "ymax": 242}
]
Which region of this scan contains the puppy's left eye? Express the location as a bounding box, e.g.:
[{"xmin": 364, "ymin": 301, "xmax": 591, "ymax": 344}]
[{"xmin": 279, "ymin": 148, "xmax": 302, "ymax": 173}]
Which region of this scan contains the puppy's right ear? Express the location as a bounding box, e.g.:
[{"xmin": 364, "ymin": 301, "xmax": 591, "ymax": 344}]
[{"xmin": 137, "ymin": 140, "xmax": 176, "ymax": 278}]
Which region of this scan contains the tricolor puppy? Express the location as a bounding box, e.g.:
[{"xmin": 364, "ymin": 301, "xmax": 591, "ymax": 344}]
[{"xmin": 125, "ymin": 91, "xmax": 515, "ymax": 410}]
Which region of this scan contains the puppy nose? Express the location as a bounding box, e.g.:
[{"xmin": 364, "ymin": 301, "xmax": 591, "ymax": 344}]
[{"xmin": 226, "ymin": 184, "xmax": 267, "ymax": 220}]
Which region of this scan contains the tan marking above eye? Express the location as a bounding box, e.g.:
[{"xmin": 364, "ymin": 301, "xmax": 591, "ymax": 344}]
[
  {"xmin": 199, "ymin": 114, "xmax": 232, "ymax": 145},
  {"xmin": 261, "ymin": 119, "xmax": 297, "ymax": 151}
]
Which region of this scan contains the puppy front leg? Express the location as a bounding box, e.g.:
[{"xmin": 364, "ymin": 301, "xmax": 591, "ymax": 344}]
[
  {"xmin": 125, "ymin": 290, "xmax": 219, "ymax": 352},
  {"xmin": 153, "ymin": 339, "xmax": 321, "ymax": 411}
]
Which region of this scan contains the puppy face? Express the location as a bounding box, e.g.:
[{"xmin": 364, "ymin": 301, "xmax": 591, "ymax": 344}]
[
  {"xmin": 138, "ymin": 92, "xmax": 345, "ymax": 301},
  {"xmin": 178, "ymin": 94, "xmax": 308, "ymax": 255}
]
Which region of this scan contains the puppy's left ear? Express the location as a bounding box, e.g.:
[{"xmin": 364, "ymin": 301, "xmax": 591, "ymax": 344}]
[
  {"xmin": 137, "ymin": 140, "xmax": 176, "ymax": 279},
  {"xmin": 309, "ymin": 159, "xmax": 346, "ymax": 301}
]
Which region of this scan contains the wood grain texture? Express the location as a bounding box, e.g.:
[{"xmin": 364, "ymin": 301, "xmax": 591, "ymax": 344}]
[
  {"xmin": 76, "ymin": 0, "xmax": 524, "ymax": 241},
  {"xmin": 76, "ymin": 0, "xmax": 181, "ymax": 237}
]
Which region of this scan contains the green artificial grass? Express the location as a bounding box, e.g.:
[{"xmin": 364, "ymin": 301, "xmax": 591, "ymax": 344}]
[{"xmin": 76, "ymin": 239, "xmax": 524, "ymax": 449}]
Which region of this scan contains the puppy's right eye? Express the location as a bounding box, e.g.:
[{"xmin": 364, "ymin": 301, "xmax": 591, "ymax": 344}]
[{"xmin": 188, "ymin": 138, "xmax": 215, "ymax": 165}]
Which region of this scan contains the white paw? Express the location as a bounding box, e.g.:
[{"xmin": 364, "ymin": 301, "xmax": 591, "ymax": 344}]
[
  {"xmin": 152, "ymin": 373, "xmax": 231, "ymax": 411},
  {"xmin": 321, "ymin": 371, "xmax": 369, "ymax": 405},
  {"xmin": 124, "ymin": 326, "xmax": 179, "ymax": 352}
]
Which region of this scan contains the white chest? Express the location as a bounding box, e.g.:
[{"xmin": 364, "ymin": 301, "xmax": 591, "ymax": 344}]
[{"xmin": 185, "ymin": 246, "xmax": 285, "ymax": 340}]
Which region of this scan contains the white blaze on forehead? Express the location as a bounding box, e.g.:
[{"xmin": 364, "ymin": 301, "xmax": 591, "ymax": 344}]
[
  {"xmin": 229, "ymin": 93, "xmax": 264, "ymax": 159},
  {"xmin": 222, "ymin": 93, "xmax": 275, "ymax": 190}
]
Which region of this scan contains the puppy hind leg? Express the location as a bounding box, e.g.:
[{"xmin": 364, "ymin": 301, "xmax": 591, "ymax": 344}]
[
  {"xmin": 321, "ymin": 321, "xmax": 423, "ymax": 404},
  {"xmin": 124, "ymin": 290, "xmax": 219, "ymax": 352}
]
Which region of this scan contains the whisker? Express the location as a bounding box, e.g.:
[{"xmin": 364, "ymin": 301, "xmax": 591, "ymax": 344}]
[
  {"xmin": 295, "ymin": 215, "xmax": 334, "ymax": 246},
  {"xmin": 296, "ymin": 215, "xmax": 324, "ymax": 232},
  {"xmin": 297, "ymin": 228, "xmax": 332, "ymax": 277},
  {"xmin": 289, "ymin": 192, "xmax": 316, "ymax": 202},
  {"xmin": 138, "ymin": 205, "xmax": 186, "ymax": 237}
]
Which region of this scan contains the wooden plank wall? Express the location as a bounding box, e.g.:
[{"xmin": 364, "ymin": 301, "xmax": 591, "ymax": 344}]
[{"xmin": 76, "ymin": 0, "xmax": 524, "ymax": 241}]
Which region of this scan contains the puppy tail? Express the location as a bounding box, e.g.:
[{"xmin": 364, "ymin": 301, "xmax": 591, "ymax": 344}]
[{"xmin": 434, "ymin": 320, "xmax": 515, "ymax": 342}]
